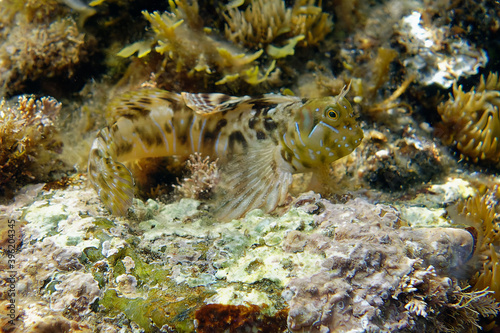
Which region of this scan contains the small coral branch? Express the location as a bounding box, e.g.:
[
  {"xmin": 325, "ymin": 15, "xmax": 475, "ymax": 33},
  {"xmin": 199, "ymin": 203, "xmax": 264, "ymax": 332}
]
[{"xmin": 174, "ymin": 153, "xmax": 220, "ymax": 200}]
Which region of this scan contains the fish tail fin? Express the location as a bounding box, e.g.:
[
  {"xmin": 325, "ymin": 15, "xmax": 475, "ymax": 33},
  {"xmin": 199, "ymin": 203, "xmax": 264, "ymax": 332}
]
[{"xmin": 88, "ymin": 128, "xmax": 134, "ymax": 216}]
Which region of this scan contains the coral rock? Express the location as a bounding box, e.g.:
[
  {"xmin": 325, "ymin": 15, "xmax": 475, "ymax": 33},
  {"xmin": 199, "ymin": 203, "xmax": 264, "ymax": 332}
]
[{"xmin": 283, "ymin": 194, "xmax": 479, "ymax": 332}]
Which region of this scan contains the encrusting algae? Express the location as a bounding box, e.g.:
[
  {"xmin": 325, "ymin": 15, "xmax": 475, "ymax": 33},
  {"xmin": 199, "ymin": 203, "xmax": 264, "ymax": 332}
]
[{"xmin": 88, "ymin": 86, "xmax": 363, "ymax": 220}]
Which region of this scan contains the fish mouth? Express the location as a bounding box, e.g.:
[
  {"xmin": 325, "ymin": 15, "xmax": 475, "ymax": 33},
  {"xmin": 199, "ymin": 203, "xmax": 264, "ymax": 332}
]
[
  {"xmin": 344, "ymin": 132, "xmax": 364, "ymax": 152},
  {"xmin": 350, "ymin": 134, "xmax": 364, "ymax": 149}
]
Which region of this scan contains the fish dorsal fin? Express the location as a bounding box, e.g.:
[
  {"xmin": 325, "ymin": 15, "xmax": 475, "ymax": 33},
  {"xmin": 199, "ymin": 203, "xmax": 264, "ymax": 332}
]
[
  {"xmin": 255, "ymin": 94, "xmax": 302, "ymax": 106},
  {"xmin": 107, "ymin": 88, "xmax": 181, "ymax": 124},
  {"xmin": 215, "ymin": 143, "xmax": 293, "ymax": 221},
  {"xmin": 181, "ymin": 92, "xmax": 250, "ymax": 115}
]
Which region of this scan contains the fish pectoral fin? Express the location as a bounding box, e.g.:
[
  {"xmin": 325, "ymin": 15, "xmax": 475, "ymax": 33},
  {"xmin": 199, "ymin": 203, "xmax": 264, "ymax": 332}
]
[
  {"xmin": 181, "ymin": 92, "xmax": 250, "ymax": 115},
  {"xmin": 89, "ymin": 155, "xmax": 135, "ymax": 216},
  {"xmin": 215, "ymin": 144, "xmax": 293, "ymax": 221}
]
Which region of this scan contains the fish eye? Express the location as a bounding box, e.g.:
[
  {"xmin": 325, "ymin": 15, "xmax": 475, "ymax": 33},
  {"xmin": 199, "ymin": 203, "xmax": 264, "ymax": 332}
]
[{"xmin": 326, "ymin": 107, "xmax": 339, "ymax": 120}]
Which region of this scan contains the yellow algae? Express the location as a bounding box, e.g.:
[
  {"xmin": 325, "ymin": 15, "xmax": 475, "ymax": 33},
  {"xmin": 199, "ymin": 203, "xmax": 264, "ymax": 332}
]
[{"xmin": 266, "ymin": 35, "xmax": 305, "ymax": 59}]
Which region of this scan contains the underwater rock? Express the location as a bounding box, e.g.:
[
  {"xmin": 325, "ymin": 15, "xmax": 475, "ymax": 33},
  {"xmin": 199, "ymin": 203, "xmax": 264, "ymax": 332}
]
[
  {"xmin": 49, "ymin": 272, "xmax": 100, "ymax": 317},
  {"xmin": 362, "ymin": 132, "xmax": 445, "ymax": 192},
  {"xmin": 26, "ymin": 315, "xmax": 91, "ymax": 333},
  {"xmin": 115, "ymin": 274, "xmax": 139, "ymax": 297},
  {"xmin": 282, "ymin": 194, "xmax": 484, "ymax": 332},
  {"xmin": 396, "ymin": 11, "xmax": 487, "ymax": 88},
  {"xmin": 1, "ymin": 176, "xmax": 497, "ymax": 332}
]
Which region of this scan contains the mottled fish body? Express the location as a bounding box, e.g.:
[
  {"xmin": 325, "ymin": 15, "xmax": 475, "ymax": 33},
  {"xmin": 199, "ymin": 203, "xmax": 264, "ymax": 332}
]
[{"xmin": 88, "ymin": 88, "xmax": 363, "ymax": 219}]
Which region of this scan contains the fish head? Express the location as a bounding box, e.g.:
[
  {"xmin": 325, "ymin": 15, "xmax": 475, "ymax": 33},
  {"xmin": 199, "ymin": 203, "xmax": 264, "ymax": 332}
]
[{"xmin": 288, "ymin": 95, "xmax": 363, "ymax": 168}]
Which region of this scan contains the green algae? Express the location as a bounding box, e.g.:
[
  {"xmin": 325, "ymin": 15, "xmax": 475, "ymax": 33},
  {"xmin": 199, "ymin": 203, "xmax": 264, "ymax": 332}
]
[
  {"xmin": 21, "ymin": 192, "xmax": 102, "ymax": 250},
  {"xmin": 80, "ymin": 198, "xmax": 322, "ymax": 330},
  {"xmin": 81, "ymin": 213, "xmax": 215, "ymax": 332},
  {"xmin": 101, "ymin": 284, "xmax": 214, "ymax": 332},
  {"xmin": 65, "ymin": 235, "xmax": 81, "ymax": 246},
  {"xmin": 134, "ymin": 198, "xmax": 324, "ymax": 287},
  {"xmin": 395, "ymin": 178, "xmax": 476, "ymax": 228},
  {"xmin": 213, "ymin": 208, "xmax": 323, "ymax": 285},
  {"xmin": 92, "ymin": 217, "xmax": 116, "ymax": 229},
  {"xmin": 82, "ymin": 246, "xmax": 104, "ymax": 263},
  {"xmin": 137, "ymin": 198, "xmax": 206, "ymax": 242},
  {"xmin": 113, "ymin": 247, "xmax": 168, "ymax": 285}
]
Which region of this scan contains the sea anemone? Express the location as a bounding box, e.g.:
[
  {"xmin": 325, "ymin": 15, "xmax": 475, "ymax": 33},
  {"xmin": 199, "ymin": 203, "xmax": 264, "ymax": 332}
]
[
  {"xmin": 437, "ymin": 72, "xmax": 500, "ymax": 163},
  {"xmin": 448, "ymin": 189, "xmax": 500, "ymax": 302},
  {"xmin": 290, "ymin": 0, "xmax": 333, "ymax": 47},
  {"xmin": 223, "ymin": 0, "xmax": 292, "ymax": 48},
  {"xmin": 224, "ymin": 0, "xmax": 333, "ymax": 49}
]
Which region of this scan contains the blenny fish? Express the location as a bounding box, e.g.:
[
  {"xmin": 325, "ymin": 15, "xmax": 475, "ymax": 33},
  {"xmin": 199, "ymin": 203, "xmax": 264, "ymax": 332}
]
[{"xmin": 88, "ymin": 87, "xmax": 363, "ymax": 220}]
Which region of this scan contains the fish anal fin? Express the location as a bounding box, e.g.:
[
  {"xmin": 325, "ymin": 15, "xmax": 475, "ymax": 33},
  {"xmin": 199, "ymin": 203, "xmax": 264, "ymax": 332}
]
[{"xmin": 215, "ymin": 143, "xmax": 293, "ymax": 221}]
